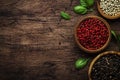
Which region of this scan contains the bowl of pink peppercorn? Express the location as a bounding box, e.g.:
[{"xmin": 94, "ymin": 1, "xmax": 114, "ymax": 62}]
[{"xmin": 75, "ymin": 16, "xmax": 111, "ymax": 53}]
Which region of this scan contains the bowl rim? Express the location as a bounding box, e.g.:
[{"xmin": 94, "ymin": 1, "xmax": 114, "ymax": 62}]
[
  {"xmin": 74, "ymin": 15, "xmax": 111, "ymax": 53},
  {"xmin": 88, "ymin": 51, "xmax": 120, "ymax": 80},
  {"xmin": 97, "ymin": 1, "xmax": 120, "ymax": 19}
]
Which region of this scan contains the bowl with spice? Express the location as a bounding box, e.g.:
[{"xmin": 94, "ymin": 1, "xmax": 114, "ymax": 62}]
[
  {"xmin": 97, "ymin": 0, "xmax": 120, "ymax": 19},
  {"xmin": 88, "ymin": 51, "xmax": 120, "ymax": 80},
  {"xmin": 75, "ymin": 16, "xmax": 111, "ymax": 53}
]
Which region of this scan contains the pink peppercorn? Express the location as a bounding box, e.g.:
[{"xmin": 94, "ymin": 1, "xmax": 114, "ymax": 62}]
[{"xmin": 77, "ymin": 18, "xmax": 109, "ymax": 50}]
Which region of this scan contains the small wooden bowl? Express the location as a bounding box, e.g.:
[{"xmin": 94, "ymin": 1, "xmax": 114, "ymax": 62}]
[
  {"xmin": 74, "ymin": 16, "xmax": 111, "ymax": 53},
  {"xmin": 97, "ymin": 1, "xmax": 120, "ymax": 19},
  {"xmin": 88, "ymin": 51, "xmax": 120, "ymax": 80}
]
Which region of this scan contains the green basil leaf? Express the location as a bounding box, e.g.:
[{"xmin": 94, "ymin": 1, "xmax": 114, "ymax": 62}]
[
  {"xmin": 111, "ymin": 30, "xmax": 117, "ymax": 40},
  {"xmin": 81, "ymin": 8, "xmax": 87, "ymax": 14},
  {"xmin": 80, "ymin": 0, "xmax": 87, "ymax": 8},
  {"xmin": 111, "ymin": 30, "xmax": 120, "ymax": 51},
  {"xmin": 74, "ymin": 5, "xmax": 87, "ymax": 14},
  {"xmin": 85, "ymin": 0, "xmax": 94, "ymax": 7},
  {"xmin": 75, "ymin": 58, "xmax": 89, "ymax": 69},
  {"xmin": 60, "ymin": 11, "xmax": 70, "ymax": 20}
]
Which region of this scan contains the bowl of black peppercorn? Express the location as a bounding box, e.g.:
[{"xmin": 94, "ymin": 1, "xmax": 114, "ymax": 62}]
[{"xmin": 88, "ymin": 51, "xmax": 120, "ymax": 80}]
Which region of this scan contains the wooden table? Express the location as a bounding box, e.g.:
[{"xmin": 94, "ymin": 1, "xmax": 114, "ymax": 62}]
[{"xmin": 0, "ymin": 0, "xmax": 120, "ymax": 80}]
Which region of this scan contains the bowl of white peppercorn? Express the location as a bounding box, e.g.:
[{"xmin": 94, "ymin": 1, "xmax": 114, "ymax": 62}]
[{"xmin": 97, "ymin": 0, "xmax": 120, "ymax": 19}]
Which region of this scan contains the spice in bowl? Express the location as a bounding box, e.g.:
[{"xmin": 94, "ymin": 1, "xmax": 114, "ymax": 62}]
[
  {"xmin": 89, "ymin": 51, "xmax": 120, "ymax": 80},
  {"xmin": 99, "ymin": 0, "xmax": 120, "ymax": 16},
  {"xmin": 97, "ymin": 0, "xmax": 120, "ymax": 19},
  {"xmin": 75, "ymin": 16, "xmax": 111, "ymax": 53}
]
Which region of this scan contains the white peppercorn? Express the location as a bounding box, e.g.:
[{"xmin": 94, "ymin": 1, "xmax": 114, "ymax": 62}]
[{"xmin": 100, "ymin": 0, "xmax": 120, "ymax": 16}]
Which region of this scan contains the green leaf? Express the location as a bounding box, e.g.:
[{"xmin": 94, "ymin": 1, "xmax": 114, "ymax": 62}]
[
  {"xmin": 111, "ymin": 30, "xmax": 117, "ymax": 40},
  {"xmin": 80, "ymin": 0, "xmax": 87, "ymax": 8},
  {"xmin": 81, "ymin": 8, "xmax": 87, "ymax": 14},
  {"xmin": 73, "ymin": 5, "xmax": 87, "ymax": 14},
  {"xmin": 111, "ymin": 30, "xmax": 120, "ymax": 51},
  {"xmin": 85, "ymin": 0, "xmax": 94, "ymax": 7},
  {"xmin": 75, "ymin": 58, "xmax": 89, "ymax": 69},
  {"xmin": 60, "ymin": 11, "xmax": 70, "ymax": 20}
]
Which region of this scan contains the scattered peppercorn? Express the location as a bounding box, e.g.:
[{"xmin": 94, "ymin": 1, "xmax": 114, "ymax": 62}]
[{"xmin": 77, "ymin": 18, "xmax": 109, "ymax": 50}]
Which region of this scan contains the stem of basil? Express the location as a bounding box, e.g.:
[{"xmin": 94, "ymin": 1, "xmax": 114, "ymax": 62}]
[
  {"xmin": 111, "ymin": 30, "xmax": 117, "ymax": 40},
  {"xmin": 111, "ymin": 30, "xmax": 120, "ymax": 51},
  {"xmin": 117, "ymin": 34, "xmax": 120, "ymax": 51}
]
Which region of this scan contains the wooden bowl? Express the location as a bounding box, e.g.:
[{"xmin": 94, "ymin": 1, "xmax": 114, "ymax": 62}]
[
  {"xmin": 97, "ymin": 1, "xmax": 120, "ymax": 19},
  {"xmin": 88, "ymin": 51, "xmax": 120, "ymax": 80},
  {"xmin": 74, "ymin": 16, "xmax": 111, "ymax": 53}
]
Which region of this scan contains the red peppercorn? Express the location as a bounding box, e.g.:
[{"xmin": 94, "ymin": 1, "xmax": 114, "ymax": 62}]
[{"xmin": 77, "ymin": 18, "xmax": 109, "ymax": 50}]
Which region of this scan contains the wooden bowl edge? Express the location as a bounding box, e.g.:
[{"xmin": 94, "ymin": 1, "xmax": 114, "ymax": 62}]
[
  {"xmin": 97, "ymin": 2, "xmax": 120, "ymax": 19},
  {"xmin": 74, "ymin": 16, "xmax": 111, "ymax": 53},
  {"xmin": 88, "ymin": 51, "xmax": 120, "ymax": 80}
]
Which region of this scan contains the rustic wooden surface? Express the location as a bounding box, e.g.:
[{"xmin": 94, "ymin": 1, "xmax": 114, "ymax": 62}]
[{"xmin": 0, "ymin": 0, "xmax": 120, "ymax": 80}]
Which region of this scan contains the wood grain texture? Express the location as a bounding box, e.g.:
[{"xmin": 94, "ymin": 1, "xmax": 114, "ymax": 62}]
[{"xmin": 0, "ymin": 0, "xmax": 120, "ymax": 80}]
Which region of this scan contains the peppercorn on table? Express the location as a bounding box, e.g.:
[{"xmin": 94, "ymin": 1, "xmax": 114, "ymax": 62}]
[{"xmin": 0, "ymin": 0, "xmax": 120, "ymax": 80}]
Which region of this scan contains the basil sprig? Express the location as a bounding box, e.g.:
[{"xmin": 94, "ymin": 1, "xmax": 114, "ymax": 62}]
[
  {"xmin": 60, "ymin": 11, "xmax": 70, "ymax": 20},
  {"xmin": 111, "ymin": 30, "xmax": 117, "ymax": 39},
  {"xmin": 75, "ymin": 58, "xmax": 89, "ymax": 69},
  {"xmin": 85, "ymin": 0, "xmax": 94, "ymax": 7},
  {"xmin": 74, "ymin": 6, "xmax": 87, "ymax": 14},
  {"xmin": 80, "ymin": 0, "xmax": 87, "ymax": 8},
  {"xmin": 80, "ymin": 0, "xmax": 94, "ymax": 8},
  {"xmin": 60, "ymin": 0, "xmax": 94, "ymax": 20},
  {"xmin": 74, "ymin": 0, "xmax": 94, "ymax": 14}
]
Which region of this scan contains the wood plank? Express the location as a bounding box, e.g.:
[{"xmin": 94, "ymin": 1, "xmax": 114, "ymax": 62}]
[{"xmin": 0, "ymin": 0, "xmax": 120, "ymax": 80}]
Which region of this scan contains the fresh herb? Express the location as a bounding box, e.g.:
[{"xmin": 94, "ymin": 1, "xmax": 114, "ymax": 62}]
[
  {"xmin": 80, "ymin": 0, "xmax": 94, "ymax": 7},
  {"xmin": 75, "ymin": 58, "xmax": 89, "ymax": 69},
  {"xmin": 73, "ymin": 0, "xmax": 94, "ymax": 14},
  {"xmin": 60, "ymin": 11, "xmax": 70, "ymax": 20},
  {"xmin": 74, "ymin": 5, "xmax": 87, "ymax": 14},
  {"xmin": 80, "ymin": 0, "xmax": 87, "ymax": 8},
  {"xmin": 111, "ymin": 30, "xmax": 117, "ymax": 40},
  {"xmin": 85, "ymin": 0, "xmax": 94, "ymax": 7},
  {"xmin": 60, "ymin": 0, "xmax": 94, "ymax": 20},
  {"xmin": 111, "ymin": 30, "xmax": 120, "ymax": 50}
]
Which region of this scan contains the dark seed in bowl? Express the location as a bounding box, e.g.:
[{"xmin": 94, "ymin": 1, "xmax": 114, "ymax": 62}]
[{"xmin": 91, "ymin": 54, "xmax": 120, "ymax": 80}]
